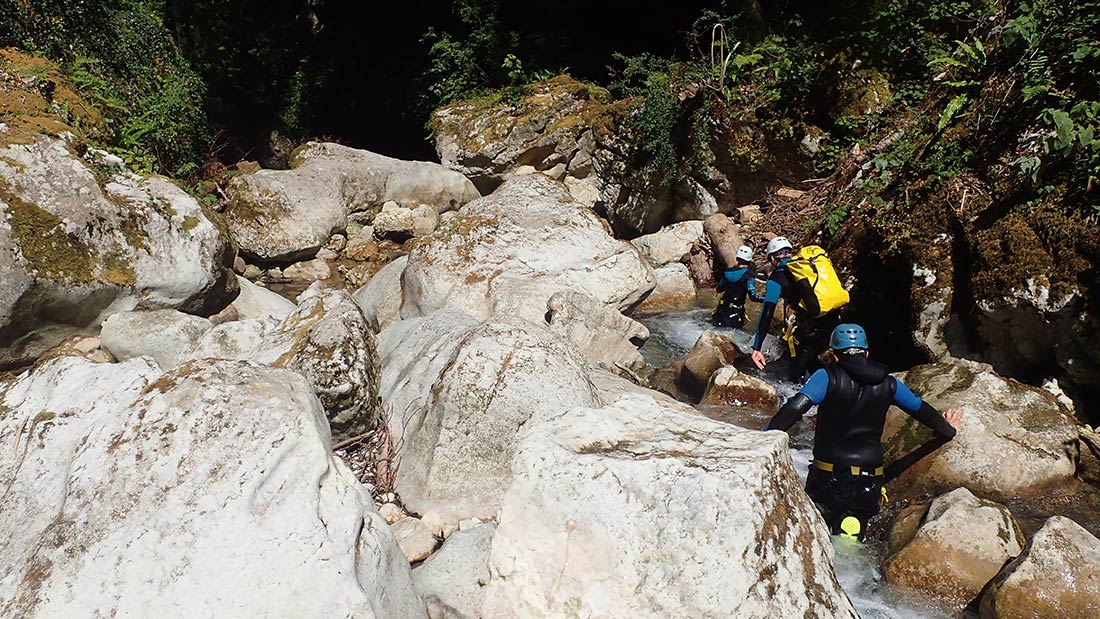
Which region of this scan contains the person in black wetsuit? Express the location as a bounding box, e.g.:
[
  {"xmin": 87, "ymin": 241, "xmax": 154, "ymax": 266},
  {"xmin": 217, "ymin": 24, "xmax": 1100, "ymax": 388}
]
[
  {"xmin": 764, "ymin": 323, "xmax": 964, "ymax": 539},
  {"xmin": 749, "ymin": 236, "xmax": 841, "ymax": 383},
  {"xmin": 712, "ymin": 245, "xmax": 765, "ymax": 328}
]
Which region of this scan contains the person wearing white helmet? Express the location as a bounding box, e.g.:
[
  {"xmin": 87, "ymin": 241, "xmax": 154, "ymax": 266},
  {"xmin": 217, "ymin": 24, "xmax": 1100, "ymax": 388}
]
[
  {"xmin": 712, "ymin": 244, "xmax": 764, "ymax": 328},
  {"xmin": 750, "ymin": 235, "xmax": 842, "ymax": 382}
]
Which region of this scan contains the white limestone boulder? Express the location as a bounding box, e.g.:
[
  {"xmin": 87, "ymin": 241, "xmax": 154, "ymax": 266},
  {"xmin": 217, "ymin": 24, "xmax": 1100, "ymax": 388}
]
[
  {"xmin": 378, "ymin": 311, "xmax": 598, "ymax": 530},
  {"xmin": 0, "ymin": 356, "xmax": 425, "ymax": 618},
  {"xmin": 253, "ymin": 284, "xmax": 381, "ymax": 442},
  {"xmin": 979, "ymin": 516, "xmax": 1100, "ymax": 619},
  {"xmin": 99, "ymin": 309, "xmax": 214, "ymax": 370},
  {"xmin": 631, "ymin": 220, "xmax": 704, "ymax": 267},
  {"xmin": 883, "ymin": 487, "xmax": 1024, "ymax": 610},
  {"xmin": 187, "ymin": 317, "xmax": 277, "ymax": 361},
  {"xmin": 481, "ymin": 394, "xmax": 858, "ymax": 619},
  {"xmin": 400, "ymin": 174, "xmax": 655, "ymax": 324},
  {"xmin": 0, "ymin": 137, "xmax": 236, "ymax": 346},
  {"xmin": 230, "ymin": 275, "xmax": 296, "ymax": 321},
  {"xmin": 545, "ymin": 290, "xmax": 648, "ymax": 376},
  {"xmin": 353, "ymin": 256, "xmax": 408, "ymax": 331},
  {"xmin": 224, "ymin": 142, "xmax": 480, "ymax": 263},
  {"xmin": 882, "ymin": 359, "xmax": 1079, "ymax": 501},
  {"xmin": 414, "ymin": 524, "xmax": 496, "ymax": 619}
]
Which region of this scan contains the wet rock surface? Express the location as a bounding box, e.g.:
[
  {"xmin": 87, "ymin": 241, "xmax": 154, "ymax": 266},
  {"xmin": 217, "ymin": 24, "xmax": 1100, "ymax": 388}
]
[
  {"xmin": 883, "ymin": 487, "xmax": 1024, "ymax": 610},
  {"xmin": 882, "ymin": 359, "xmax": 1079, "ymax": 502}
]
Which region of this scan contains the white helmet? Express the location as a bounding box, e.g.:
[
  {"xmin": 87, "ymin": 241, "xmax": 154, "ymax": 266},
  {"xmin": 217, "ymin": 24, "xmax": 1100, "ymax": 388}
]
[
  {"xmin": 735, "ymin": 245, "xmax": 754, "ymax": 262},
  {"xmin": 766, "ymin": 236, "xmax": 794, "ymax": 256}
]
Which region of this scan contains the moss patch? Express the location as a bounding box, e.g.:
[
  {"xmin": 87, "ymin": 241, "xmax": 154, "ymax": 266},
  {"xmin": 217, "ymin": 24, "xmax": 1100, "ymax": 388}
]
[
  {"xmin": 181, "ymin": 215, "xmax": 200, "ymax": 231},
  {"xmin": 0, "ymin": 48, "xmax": 103, "ymax": 149},
  {"xmin": 2, "ymin": 185, "xmax": 96, "ymax": 284},
  {"xmin": 102, "ymin": 245, "xmax": 136, "ymax": 286}
]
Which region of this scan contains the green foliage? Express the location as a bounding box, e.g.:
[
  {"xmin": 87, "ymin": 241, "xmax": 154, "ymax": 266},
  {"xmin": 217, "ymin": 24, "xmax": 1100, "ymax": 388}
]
[
  {"xmin": 2, "ymin": 1, "xmax": 209, "ymax": 177},
  {"xmin": 607, "ymin": 52, "xmax": 671, "ymax": 98},
  {"xmin": 636, "ymin": 73, "xmax": 683, "ymax": 186},
  {"xmin": 421, "ymin": 0, "xmax": 518, "ymax": 110}
]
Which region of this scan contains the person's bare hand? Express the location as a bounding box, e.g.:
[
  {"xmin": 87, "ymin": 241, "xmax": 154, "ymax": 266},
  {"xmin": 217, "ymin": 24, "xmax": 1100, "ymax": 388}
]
[
  {"xmin": 944, "ymin": 407, "xmax": 964, "ymax": 431},
  {"xmin": 751, "ymin": 350, "xmax": 767, "ymax": 370}
]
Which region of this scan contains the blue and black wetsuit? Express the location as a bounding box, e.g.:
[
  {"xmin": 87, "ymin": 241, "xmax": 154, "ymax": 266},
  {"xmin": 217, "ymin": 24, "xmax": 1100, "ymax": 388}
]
[
  {"xmin": 765, "ymin": 354, "xmax": 957, "ymax": 536},
  {"xmin": 712, "ymin": 262, "xmax": 764, "ymax": 328},
  {"xmin": 751, "ymin": 259, "xmax": 840, "ymax": 382}
]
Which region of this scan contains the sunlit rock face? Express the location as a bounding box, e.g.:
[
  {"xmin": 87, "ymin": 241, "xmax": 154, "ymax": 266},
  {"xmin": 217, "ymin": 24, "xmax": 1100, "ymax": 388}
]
[
  {"xmin": 882, "ymin": 359, "xmax": 1079, "ymax": 502},
  {"xmin": 481, "ymin": 394, "xmax": 858, "ymax": 619},
  {"xmin": 0, "ymin": 357, "xmax": 424, "ymax": 618}
]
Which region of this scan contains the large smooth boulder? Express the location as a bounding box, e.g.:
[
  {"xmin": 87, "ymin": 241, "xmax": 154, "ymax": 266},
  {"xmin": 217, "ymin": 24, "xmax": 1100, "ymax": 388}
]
[
  {"xmin": 0, "ymin": 356, "xmax": 425, "ymax": 618},
  {"xmin": 679, "ymin": 330, "xmax": 740, "ymax": 398},
  {"xmin": 481, "ymin": 394, "xmax": 858, "ymax": 618},
  {"xmin": 545, "ymin": 290, "xmax": 648, "ymax": 376},
  {"xmin": 702, "ymin": 213, "xmax": 746, "ymax": 269},
  {"xmin": 353, "ymin": 256, "xmax": 408, "ymax": 331},
  {"xmin": 401, "ymin": 174, "xmax": 654, "ymax": 324},
  {"xmin": 253, "ymin": 284, "xmax": 381, "ymax": 442},
  {"xmin": 631, "ymin": 220, "xmax": 704, "ymax": 267},
  {"xmin": 882, "ymin": 359, "xmax": 1079, "ymax": 501},
  {"xmin": 99, "ymin": 310, "xmax": 214, "ymax": 370},
  {"xmin": 224, "ymin": 142, "xmax": 480, "ymax": 263},
  {"xmin": 980, "ymin": 516, "xmax": 1100, "ymax": 619},
  {"xmin": 0, "ymin": 137, "xmax": 236, "ymax": 347},
  {"xmin": 188, "ymin": 317, "xmax": 277, "ymax": 361},
  {"xmin": 883, "ymin": 488, "xmax": 1024, "ymax": 610},
  {"xmin": 414, "ymin": 524, "xmax": 496, "ymax": 619},
  {"xmin": 378, "ymin": 311, "xmax": 598, "ymax": 530}
]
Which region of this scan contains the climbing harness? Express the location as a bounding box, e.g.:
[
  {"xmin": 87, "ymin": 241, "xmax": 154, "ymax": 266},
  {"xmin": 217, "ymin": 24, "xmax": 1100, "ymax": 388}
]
[{"xmin": 782, "ymin": 316, "xmax": 798, "ymax": 357}]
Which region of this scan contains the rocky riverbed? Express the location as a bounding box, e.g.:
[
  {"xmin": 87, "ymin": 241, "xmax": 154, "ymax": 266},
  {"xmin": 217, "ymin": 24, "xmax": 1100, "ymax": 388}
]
[{"xmin": 3, "ymin": 54, "xmax": 1099, "ymax": 618}]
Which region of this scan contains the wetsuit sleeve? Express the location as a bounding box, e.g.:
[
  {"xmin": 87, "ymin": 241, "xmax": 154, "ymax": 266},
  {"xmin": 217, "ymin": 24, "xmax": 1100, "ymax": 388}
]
[
  {"xmin": 752, "ymin": 279, "xmax": 783, "ymax": 350},
  {"xmin": 764, "ymin": 369, "xmax": 828, "ymax": 431},
  {"xmin": 765, "ymin": 393, "xmax": 813, "ymax": 431},
  {"xmin": 893, "ymin": 378, "xmax": 956, "ymax": 439},
  {"xmin": 800, "ymin": 369, "xmax": 829, "ymax": 404}
]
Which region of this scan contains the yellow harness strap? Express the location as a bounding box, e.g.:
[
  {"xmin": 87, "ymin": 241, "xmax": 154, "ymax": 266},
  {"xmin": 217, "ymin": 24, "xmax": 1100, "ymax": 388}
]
[
  {"xmin": 782, "ymin": 321, "xmax": 798, "ymax": 357},
  {"xmin": 813, "ymin": 460, "xmax": 885, "ymax": 477}
]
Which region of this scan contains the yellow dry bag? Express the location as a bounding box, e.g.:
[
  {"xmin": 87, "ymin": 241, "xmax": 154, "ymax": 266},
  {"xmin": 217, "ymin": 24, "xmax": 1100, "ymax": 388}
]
[{"xmin": 785, "ymin": 245, "xmax": 849, "ymax": 318}]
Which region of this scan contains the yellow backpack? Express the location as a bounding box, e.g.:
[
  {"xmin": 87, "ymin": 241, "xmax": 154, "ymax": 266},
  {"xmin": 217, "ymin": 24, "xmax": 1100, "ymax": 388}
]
[{"xmin": 785, "ymin": 245, "xmax": 849, "ymax": 318}]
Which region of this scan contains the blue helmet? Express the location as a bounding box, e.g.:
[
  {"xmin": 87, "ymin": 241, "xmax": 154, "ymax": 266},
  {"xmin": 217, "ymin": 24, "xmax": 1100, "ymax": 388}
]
[{"xmin": 830, "ymin": 323, "xmax": 868, "ymax": 351}]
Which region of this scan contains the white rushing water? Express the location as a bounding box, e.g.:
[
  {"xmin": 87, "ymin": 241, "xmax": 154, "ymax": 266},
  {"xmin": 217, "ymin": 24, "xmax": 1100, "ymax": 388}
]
[{"xmin": 638, "ymin": 309, "xmax": 953, "ymax": 619}]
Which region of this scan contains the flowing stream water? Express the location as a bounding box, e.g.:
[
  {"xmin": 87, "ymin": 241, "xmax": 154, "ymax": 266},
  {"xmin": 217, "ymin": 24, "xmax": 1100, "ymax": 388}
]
[{"xmin": 638, "ymin": 309, "xmax": 955, "ymax": 619}]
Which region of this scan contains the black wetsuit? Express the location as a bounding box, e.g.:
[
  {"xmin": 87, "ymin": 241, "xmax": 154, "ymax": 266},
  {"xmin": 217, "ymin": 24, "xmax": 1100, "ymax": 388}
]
[
  {"xmin": 765, "ymin": 354, "xmax": 957, "ymax": 535},
  {"xmin": 751, "ymin": 260, "xmax": 841, "ymax": 383},
  {"xmin": 713, "ymin": 262, "xmax": 763, "ymax": 328}
]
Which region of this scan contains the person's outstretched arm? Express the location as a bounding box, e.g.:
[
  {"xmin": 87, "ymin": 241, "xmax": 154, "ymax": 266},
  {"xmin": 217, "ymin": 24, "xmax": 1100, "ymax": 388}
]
[
  {"xmin": 751, "ymin": 278, "xmax": 783, "ymax": 369},
  {"xmin": 765, "ymin": 368, "xmax": 828, "ymax": 431},
  {"xmin": 892, "ymin": 379, "xmax": 962, "ymax": 439}
]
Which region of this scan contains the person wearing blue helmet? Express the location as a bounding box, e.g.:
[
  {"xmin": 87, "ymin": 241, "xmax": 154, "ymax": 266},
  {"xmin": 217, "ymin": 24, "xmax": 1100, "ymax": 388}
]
[{"xmin": 764, "ymin": 323, "xmax": 964, "ymax": 539}]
